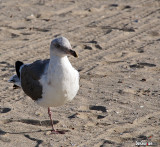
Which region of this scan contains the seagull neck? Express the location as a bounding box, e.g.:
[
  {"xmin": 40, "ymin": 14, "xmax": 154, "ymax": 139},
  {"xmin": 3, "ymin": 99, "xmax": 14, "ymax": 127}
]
[
  {"xmin": 50, "ymin": 55, "xmax": 67, "ymax": 61},
  {"xmin": 49, "ymin": 55, "xmax": 69, "ymax": 67}
]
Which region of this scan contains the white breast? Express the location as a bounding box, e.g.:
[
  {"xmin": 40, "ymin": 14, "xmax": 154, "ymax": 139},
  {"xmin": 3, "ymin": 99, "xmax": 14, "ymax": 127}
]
[{"xmin": 37, "ymin": 56, "xmax": 79, "ymax": 107}]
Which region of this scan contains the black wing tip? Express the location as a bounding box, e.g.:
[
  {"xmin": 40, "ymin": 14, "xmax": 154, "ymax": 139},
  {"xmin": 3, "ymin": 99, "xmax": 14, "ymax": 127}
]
[
  {"xmin": 15, "ymin": 61, "xmax": 24, "ymax": 78},
  {"xmin": 15, "ymin": 61, "xmax": 24, "ymax": 66}
]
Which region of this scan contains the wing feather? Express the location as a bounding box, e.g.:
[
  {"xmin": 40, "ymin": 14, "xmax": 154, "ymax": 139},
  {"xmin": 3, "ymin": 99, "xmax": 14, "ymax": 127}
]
[{"xmin": 21, "ymin": 59, "xmax": 49, "ymax": 100}]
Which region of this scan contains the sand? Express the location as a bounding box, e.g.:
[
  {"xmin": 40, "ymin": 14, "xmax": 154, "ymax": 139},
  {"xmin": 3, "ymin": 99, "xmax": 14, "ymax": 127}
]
[{"xmin": 0, "ymin": 0, "xmax": 160, "ymax": 146}]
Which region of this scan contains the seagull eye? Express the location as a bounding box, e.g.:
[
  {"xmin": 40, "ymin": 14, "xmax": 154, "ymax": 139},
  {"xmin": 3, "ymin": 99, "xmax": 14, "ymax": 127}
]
[{"xmin": 55, "ymin": 44, "xmax": 60, "ymax": 48}]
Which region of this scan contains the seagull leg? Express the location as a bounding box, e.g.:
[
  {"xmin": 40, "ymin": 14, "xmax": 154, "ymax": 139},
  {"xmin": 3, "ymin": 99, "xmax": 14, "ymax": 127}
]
[
  {"xmin": 48, "ymin": 107, "xmax": 56, "ymax": 132},
  {"xmin": 48, "ymin": 107, "xmax": 65, "ymax": 134}
]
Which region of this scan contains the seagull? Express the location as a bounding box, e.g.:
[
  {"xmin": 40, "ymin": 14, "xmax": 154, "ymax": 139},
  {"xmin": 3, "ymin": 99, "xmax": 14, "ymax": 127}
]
[{"xmin": 9, "ymin": 37, "xmax": 79, "ymax": 134}]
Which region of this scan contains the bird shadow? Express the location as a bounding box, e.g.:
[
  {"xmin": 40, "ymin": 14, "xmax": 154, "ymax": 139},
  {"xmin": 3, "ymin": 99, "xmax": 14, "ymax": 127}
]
[
  {"xmin": 2, "ymin": 128, "xmax": 69, "ymax": 135},
  {"xmin": 0, "ymin": 118, "xmax": 69, "ymax": 135},
  {"xmin": 0, "ymin": 128, "xmax": 50, "ymax": 135},
  {"xmin": 1, "ymin": 118, "xmax": 59, "ymax": 127}
]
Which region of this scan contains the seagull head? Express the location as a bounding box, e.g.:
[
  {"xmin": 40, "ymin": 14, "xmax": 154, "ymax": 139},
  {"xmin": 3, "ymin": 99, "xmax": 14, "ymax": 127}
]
[{"xmin": 50, "ymin": 37, "xmax": 78, "ymax": 58}]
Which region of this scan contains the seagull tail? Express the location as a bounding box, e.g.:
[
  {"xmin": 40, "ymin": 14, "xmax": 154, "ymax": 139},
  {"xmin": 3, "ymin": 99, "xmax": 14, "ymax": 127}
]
[
  {"xmin": 8, "ymin": 61, "xmax": 24, "ymax": 89},
  {"xmin": 8, "ymin": 74, "xmax": 21, "ymax": 88}
]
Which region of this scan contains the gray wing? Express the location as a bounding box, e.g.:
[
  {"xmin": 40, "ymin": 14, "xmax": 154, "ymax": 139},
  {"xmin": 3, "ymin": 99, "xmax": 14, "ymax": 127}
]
[{"xmin": 21, "ymin": 59, "xmax": 49, "ymax": 100}]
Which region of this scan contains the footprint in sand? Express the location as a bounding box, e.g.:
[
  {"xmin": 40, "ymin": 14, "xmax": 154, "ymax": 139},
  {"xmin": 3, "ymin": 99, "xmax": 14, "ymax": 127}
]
[
  {"xmin": 89, "ymin": 105, "xmax": 107, "ymax": 113},
  {"xmin": 0, "ymin": 108, "xmax": 11, "ymax": 113}
]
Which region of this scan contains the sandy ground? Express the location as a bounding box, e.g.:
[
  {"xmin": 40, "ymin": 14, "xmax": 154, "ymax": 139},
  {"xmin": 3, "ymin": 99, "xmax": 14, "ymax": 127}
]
[{"xmin": 0, "ymin": 0, "xmax": 160, "ymax": 146}]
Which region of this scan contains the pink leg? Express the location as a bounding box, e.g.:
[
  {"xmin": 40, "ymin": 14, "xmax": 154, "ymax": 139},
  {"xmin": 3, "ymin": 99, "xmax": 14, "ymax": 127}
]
[
  {"xmin": 48, "ymin": 107, "xmax": 66, "ymax": 134},
  {"xmin": 48, "ymin": 107, "xmax": 55, "ymax": 132}
]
